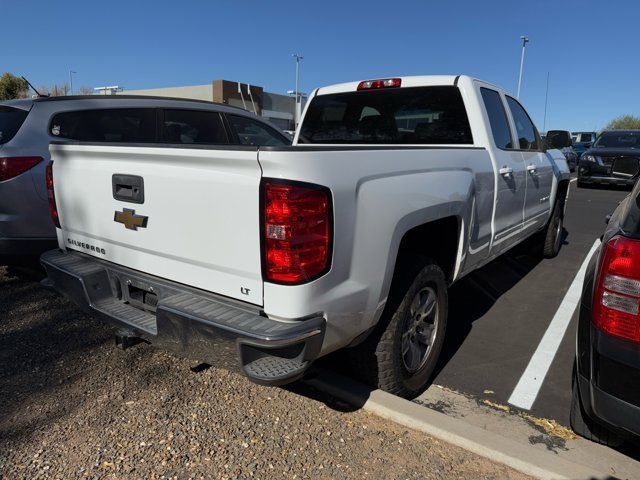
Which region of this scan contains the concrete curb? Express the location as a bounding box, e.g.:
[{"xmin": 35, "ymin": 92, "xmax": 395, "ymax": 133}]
[{"xmin": 304, "ymin": 369, "xmax": 610, "ymax": 480}]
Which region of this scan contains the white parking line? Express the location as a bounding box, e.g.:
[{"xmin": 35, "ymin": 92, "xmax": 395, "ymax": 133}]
[
  {"xmin": 570, "ymin": 178, "xmax": 577, "ymax": 183},
  {"xmin": 507, "ymin": 239, "xmax": 601, "ymax": 410}
]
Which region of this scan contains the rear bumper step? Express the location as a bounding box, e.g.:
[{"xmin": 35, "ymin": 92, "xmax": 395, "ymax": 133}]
[{"xmin": 41, "ymin": 249, "xmax": 325, "ymax": 386}]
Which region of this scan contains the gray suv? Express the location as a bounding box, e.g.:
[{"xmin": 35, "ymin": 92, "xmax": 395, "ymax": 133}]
[{"xmin": 0, "ymin": 95, "xmax": 290, "ymax": 265}]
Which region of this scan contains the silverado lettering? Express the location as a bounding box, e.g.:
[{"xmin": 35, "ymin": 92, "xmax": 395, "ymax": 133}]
[{"xmin": 67, "ymin": 238, "xmax": 106, "ymax": 255}]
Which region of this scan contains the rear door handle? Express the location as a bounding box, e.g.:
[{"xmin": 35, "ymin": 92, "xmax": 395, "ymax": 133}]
[
  {"xmin": 499, "ymin": 166, "xmax": 513, "ymax": 176},
  {"xmin": 527, "ymin": 164, "xmax": 537, "ymax": 173}
]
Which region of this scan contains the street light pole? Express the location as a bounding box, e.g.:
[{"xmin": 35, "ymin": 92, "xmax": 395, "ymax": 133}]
[
  {"xmin": 517, "ymin": 36, "xmax": 529, "ymax": 99},
  {"xmin": 292, "ymin": 53, "xmax": 303, "ymax": 128},
  {"xmin": 69, "ymin": 70, "xmax": 77, "ymax": 95},
  {"xmin": 543, "ymin": 71, "xmax": 550, "ymax": 133}
]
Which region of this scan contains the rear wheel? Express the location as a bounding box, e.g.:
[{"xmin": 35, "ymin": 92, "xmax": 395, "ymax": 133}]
[
  {"xmin": 349, "ymin": 257, "xmax": 448, "ymax": 399},
  {"xmin": 570, "ymin": 372, "xmax": 623, "ymax": 447},
  {"xmin": 542, "ymin": 197, "xmax": 564, "ymax": 258}
]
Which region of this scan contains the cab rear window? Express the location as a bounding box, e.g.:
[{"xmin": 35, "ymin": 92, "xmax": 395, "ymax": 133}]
[
  {"xmin": 298, "ymin": 86, "xmax": 473, "ymax": 145},
  {"xmin": 0, "ymin": 106, "xmax": 29, "ymax": 145}
]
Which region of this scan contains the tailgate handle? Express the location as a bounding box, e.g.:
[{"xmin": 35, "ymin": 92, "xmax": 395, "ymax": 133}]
[{"xmin": 112, "ymin": 174, "xmax": 144, "ymax": 204}]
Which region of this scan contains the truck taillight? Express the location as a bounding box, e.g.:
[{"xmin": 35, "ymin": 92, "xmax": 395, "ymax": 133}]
[
  {"xmin": 357, "ymin": 78, "xmax": 401, "ymax": 90},
  {"xmin": 0, "ymin": 156, "xmax": 43, "ymax": 181},
  {"xmin": 593, "ymin": 235, "xmax": 640, "ymax": 343},
  {"xmin": 45, "ymin": 161, "xmax": 61, "ymax": 228},
  {"xmin": 262, "ymin": 180, "xmax": 332, "ymax": 284}
]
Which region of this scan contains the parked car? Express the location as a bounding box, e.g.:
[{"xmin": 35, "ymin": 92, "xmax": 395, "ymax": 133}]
[
  {"xmin": 572, "ymin": 179, "xmax": 640, "ymax": 446},
  {"xmin": 0, "ymin": 95, "xmax": 289, "ymax": 266},
  {"xmin": 546, "ymin": 130, "xmax": 577, "ymax": 171},
  {"xmin": 577, "ymin": 130, "xmax": 640, "ymax": 188},
  {"xmin": 572, "ymin": 131, "xmax": 598, "ymax": 158},
  {"xmin": 41, "ymin": 75, "xmax": 570, "ymax": 398}
]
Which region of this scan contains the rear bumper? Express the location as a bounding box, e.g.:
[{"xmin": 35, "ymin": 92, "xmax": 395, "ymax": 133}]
[
  {"xmin": 577, "ymin": 372, "xmax": 640, "ymax": 439},
  {"xmin": 0, "ymin": 237, "xmax": 58, "ymax": 265},
  {"xmin": 576, "ymin": 319, "xmax": 640, "ymax": 439},
  {"xmin": 41, "ymin": 249, "xmax": 325, "ymax": 386}
]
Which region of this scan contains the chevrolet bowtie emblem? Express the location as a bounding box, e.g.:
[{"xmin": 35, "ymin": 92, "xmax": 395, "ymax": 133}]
[{"xmin": 114, "ymin": 208, "xmax": 148, "ymax": 231}]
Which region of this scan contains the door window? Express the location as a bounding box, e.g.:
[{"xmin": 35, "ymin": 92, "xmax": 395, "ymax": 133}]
[
  {"xmin": 227, "ymin": 115, "xmax": 289, "ymax": 146},
  {"xmin": 161, "ymin": 109, "xmax": 228, "ymax": 145},
  {"xmin": 506, "ymin": 97, "xmax": 539, "ymax": 150},
  {"xmin": 480, "ymin": 88, "xmax": 513, "ymax": 149}
]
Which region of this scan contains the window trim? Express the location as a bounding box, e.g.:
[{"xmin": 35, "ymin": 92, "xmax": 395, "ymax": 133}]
[{"xmin": 504, "ymin": 95, "xmax": 544, "ymax": 153}]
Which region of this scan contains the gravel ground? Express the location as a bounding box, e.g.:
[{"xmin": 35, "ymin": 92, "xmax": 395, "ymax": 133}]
[{"xmin": 0, "ymin": 265, "xmax": 531, "ymax": 479}]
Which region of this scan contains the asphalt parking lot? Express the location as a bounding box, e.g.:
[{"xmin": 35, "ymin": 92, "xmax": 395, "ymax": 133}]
[{"xmin": 429, "ymin": 177, "xmax": 628, "ymax": 424}]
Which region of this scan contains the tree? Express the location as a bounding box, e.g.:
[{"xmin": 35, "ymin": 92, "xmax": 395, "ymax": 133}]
[
  {"xmin": 0, "ymin": 73, "xmax": 29, "ymax": 100},
  {"xmin": 604, "ymin": 115, "xmax": 640, "ymax": 130},
  {"xmin": 36, "ymin": 83, "xmax": 70, "ymax": 97},
  {"xmin": 77, "ymin": 86, "xmax": 93, "ymax": 95}
]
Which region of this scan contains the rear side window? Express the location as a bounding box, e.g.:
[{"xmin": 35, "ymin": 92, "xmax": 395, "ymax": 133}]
[
  {"xmin": 480, "ymin": 88, "xmax": 513, "ymax": 149},
  {"xmin": 298, "ymin": 86, "xmax": 473, "ymax": 145},
  {"xmin": 161, "ymin": 109, "xmax": 228, "ymax": 145},
  {"xmin": 50, "ymin": 108, "xmax": 156, "ymax": 143},
  {"xmin": 227, "ymin": 115, "xmax": 289, "ymax": 146},
  {"xmin": 505, "ymin": 97, "xmax": 539, "ymax": 150},
  {"xmin": 0, "ymin": 106, "xmax": 29, "ymax": 145}
]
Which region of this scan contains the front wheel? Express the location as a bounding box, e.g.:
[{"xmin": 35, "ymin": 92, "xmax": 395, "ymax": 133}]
[
  {"xmin": 542, "ymin": 197, "xmax": 564, "ymax": 258},
  {"xmin": 350, "ymin": 258, "xmax": 448, "ymax": 399}
]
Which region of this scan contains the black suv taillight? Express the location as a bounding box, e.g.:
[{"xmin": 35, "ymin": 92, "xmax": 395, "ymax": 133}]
[
  {"xmin": 0, "ymin": 156, "xmax": 43, "ymax": 181},
  {"xmin": 593, "ymin": 235, "xmax": 640, "ymax": 343},
  {"xmin": 261, "ymin": 179, "xmax": 332, "ymax": 284},
  {"xmin": 45, "ymin": 161, "xmax": 61, "ymax": 228}
]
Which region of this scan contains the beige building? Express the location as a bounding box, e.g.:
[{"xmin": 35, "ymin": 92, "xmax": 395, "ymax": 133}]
[{"xmin": 118, "ymin": 79, "xmax": 302, "ymax": 131}]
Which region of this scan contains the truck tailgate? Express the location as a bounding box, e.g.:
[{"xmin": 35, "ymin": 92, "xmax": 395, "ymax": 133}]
[{"xmin": 50, "ymin": 144, "xmax": 263, "ymax": 305}]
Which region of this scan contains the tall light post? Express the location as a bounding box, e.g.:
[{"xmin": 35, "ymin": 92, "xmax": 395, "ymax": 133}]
[
  {"xmin": 542, "ymin": 71, "xmax": 550, "ymax": 133},
  {"xmin": 69, "ymin": 69, "xmax": 77, "ymax": 95},
  {"xmin": 517, "ymin": 36, "xmax": 529, "ymax": 99},
  {"xmin": 292, "ymin": 53, "xmax": 303, "ymax": 128}
]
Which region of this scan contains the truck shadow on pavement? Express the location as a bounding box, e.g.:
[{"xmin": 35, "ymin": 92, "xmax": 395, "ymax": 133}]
[{"xmin": 432, "ymin": 239, "xmax": 549, "ymax": 380}]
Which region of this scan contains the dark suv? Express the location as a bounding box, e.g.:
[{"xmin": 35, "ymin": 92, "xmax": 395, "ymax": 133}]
[
  {"xmin": 578, "ymin": 130, "xmax": 640, "ymax": 188},
  {"xmin": 572, "ymin": 178, "xmax": 640, "ymax": 446},
  {"xmin": 0, "ymin": 95, "xmax": 289, "ymax": 265}
]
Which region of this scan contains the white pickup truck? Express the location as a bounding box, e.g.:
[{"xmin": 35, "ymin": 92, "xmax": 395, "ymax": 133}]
[{"xmin": 42, "ymin": 76, "xmax": 570, "ymax": 398}]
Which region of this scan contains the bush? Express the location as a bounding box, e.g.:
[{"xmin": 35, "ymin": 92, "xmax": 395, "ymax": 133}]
[{"xmin": 604, "ymin": 115, "xmax": 640, "ymax": 130}]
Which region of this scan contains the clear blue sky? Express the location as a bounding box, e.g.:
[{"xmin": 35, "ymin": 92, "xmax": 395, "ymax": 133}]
[{"xmin": 2, "ymin": 0, "xmax": 637, "ymax": 131}]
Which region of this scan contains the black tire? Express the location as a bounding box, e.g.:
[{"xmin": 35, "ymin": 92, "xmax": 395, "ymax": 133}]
[
  {"xmin": 570, "ymin": 373, "xmax": 623, "ymax": 447},
  {"xmin": 542, "ymin": 197, "xmax": 564, "ymax": 258},
  {"xmin": 349, "ymin": 256, "xmax": 448, "ymax": 399}
]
